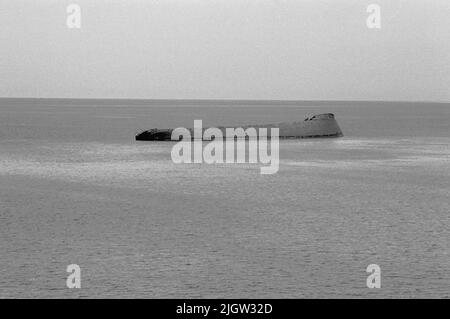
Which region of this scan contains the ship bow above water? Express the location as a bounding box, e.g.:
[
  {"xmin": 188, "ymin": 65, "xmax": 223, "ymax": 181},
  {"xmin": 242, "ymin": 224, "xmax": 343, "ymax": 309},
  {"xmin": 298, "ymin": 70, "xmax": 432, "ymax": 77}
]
[{"xmin": 135, "ymin": 113, "xmax": 343, "ymax": 141}]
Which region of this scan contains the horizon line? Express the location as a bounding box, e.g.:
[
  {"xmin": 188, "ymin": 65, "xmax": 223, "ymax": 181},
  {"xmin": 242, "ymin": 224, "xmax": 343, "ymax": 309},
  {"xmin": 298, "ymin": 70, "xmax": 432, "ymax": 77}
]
[{"xmin": 1, "ymin": 97, "xmax": 449, "ymax": 104}]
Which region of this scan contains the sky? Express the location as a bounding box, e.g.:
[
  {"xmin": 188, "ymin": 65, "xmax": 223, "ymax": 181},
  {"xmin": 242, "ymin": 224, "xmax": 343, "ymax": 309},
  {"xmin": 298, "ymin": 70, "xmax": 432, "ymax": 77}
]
[{"xmin": 1, "ymin": 0, "xmax": 449, "ymax": 101}]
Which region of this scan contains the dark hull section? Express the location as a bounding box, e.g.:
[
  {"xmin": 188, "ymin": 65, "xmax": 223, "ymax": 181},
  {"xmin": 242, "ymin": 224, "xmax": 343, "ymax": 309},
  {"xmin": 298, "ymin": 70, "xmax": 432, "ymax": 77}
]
[
  {"xmin": 135, "ymin": 113, "xmax": 343, "ymax": 141},
  {"xmin": 135, "ymin": 129, "xmax": 172, "ymax": 141}
]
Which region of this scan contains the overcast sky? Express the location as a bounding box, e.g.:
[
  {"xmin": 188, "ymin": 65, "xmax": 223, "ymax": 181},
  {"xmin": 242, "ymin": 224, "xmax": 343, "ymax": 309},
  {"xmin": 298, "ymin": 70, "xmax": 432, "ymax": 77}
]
[{"xmin": 1, "ymin": 0, "xmax": 449, "ymax": 101}]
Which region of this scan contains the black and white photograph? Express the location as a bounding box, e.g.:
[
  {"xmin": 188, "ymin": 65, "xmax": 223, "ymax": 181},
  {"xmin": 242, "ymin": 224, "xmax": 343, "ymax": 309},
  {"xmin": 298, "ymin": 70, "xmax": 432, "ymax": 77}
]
[{"xmin": 1, "ymin": 0, "xmax": 449, "ymax": 305}]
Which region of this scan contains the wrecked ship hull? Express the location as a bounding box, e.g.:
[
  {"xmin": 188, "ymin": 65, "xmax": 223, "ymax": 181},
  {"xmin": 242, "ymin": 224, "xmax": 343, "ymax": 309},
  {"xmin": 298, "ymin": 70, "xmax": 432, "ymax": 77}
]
[{"xmin": 135, "ymin": 113, "xmax": 343, "ymax": 141}]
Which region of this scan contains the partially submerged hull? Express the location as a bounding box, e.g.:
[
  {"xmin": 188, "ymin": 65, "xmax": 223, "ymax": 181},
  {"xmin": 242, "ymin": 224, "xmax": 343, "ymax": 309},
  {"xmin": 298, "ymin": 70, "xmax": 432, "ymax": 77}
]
[{"xmin": 135, "ymin": 113, "xmax": 343, "ymax": 141}]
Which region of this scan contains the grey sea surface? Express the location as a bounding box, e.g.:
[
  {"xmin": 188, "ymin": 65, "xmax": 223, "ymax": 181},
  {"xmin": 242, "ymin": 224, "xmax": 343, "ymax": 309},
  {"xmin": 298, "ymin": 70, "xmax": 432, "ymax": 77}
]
[{"xmin": 0, "ymin": 100, "xmax": 449, "ymax": 298}]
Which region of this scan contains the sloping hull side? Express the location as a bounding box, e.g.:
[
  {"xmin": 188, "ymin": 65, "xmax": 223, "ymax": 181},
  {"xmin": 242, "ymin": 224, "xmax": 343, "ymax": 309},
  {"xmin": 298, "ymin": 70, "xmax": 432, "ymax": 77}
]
[
  {"xmin": 277, "ymin": 118, "xmax": 343, "ymax": 138},
  {"xmin": 196, "ymin": 119, "xmax": 343, "ymax": 139}
]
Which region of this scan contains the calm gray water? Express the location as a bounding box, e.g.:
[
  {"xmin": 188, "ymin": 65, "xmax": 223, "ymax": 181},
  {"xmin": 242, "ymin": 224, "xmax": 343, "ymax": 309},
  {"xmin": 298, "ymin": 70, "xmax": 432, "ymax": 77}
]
[{"xmin": 0, "ymin": 100, "xmax": 449, "ymax": 298}]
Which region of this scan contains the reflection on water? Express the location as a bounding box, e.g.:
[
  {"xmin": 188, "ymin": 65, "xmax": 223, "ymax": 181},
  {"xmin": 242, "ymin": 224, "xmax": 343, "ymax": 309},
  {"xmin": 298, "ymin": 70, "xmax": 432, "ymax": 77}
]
[{"xmin": 0, "ymin": 102, "xmax": 449, "ymax": 298}]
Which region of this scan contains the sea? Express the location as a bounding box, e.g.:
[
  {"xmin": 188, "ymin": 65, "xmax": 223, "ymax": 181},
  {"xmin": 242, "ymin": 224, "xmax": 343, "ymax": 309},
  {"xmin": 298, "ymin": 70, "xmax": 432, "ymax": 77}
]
[{"xmin": 0, "ymin": 99, "xmax": 449, "ymax": 298}]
